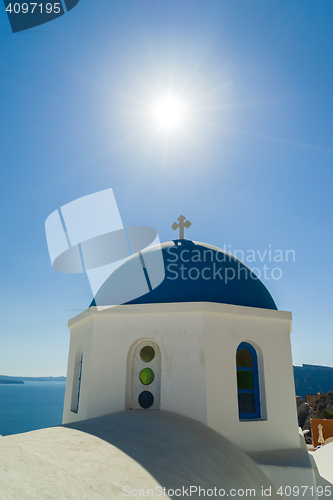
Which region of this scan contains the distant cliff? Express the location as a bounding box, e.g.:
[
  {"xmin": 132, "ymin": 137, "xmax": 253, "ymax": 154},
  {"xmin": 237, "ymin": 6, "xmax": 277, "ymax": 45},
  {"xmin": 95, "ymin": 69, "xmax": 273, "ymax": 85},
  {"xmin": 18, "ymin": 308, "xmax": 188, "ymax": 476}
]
[{"xmin": 294, "ymin": 364, "xmax": 333, "ymax": 399}]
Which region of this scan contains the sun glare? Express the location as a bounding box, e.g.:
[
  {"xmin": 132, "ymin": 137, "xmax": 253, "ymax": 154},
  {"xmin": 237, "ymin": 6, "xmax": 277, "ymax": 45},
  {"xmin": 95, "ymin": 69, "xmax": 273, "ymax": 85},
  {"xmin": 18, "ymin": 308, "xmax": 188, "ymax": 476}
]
[{"xmin": 153, "ymin": 96, "xmax": 185, "ymax": 129}]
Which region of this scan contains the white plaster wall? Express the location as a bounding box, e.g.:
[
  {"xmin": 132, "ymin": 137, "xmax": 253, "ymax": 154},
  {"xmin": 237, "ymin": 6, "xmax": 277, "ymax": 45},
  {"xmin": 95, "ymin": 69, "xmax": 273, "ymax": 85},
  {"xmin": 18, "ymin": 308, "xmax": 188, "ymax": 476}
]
[
  {"xmin": 64, "ymin": 304, "xmax": 207, "ymax": 424},
  {"xmin": 257, "ymin": 465, "xmax": 318, "ymax": 500},
  {"xmin": 63, "ymin": 302, "xmax": 300, "ymax": 455},
  {"xmin": 204, "ymin": 304, "xmax": 300, "ymax": 452}
]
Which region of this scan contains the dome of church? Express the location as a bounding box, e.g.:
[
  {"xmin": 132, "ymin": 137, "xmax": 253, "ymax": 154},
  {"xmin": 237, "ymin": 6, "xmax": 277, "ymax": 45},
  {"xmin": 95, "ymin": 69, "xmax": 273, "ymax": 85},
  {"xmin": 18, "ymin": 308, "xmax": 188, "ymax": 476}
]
[{"xmin": 91, "ymin": 239, "xmax": 277, "ymax": 310}]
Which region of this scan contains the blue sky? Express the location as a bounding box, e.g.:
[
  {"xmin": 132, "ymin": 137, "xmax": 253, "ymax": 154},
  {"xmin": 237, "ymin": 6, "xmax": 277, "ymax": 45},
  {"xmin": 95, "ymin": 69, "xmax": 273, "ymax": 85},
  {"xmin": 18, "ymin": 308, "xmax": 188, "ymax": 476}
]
[{"xmin": 0, "ymin": 0, "xmax": 332, "ymax": 376}]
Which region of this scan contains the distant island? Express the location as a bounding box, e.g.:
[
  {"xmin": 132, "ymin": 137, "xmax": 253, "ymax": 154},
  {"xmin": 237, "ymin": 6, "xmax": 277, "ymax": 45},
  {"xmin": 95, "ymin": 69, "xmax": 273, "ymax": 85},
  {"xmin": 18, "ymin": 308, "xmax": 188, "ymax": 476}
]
[
  {"xmin": 0, "ymin": 379, "xmax": 24, "ymax": 384},
  {"xmin": 0, "ymin": 375, "xmax": 66, "ymax": 383}
]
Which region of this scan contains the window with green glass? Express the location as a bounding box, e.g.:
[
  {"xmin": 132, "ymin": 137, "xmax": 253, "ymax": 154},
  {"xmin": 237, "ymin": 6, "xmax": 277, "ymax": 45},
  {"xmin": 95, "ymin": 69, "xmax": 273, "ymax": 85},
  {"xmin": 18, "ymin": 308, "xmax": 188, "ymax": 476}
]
[{"xmin": 236, "ymin": 342, "xmax": 260, "ymax": 419}]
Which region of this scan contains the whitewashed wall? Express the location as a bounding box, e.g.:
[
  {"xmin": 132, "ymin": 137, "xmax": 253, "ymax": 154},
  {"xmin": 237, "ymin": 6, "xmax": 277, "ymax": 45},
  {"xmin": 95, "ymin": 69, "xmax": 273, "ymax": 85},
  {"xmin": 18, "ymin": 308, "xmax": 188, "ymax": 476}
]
[{"xmin": 62, "ymin": 302, "xmax": 299, "ymax": 454}]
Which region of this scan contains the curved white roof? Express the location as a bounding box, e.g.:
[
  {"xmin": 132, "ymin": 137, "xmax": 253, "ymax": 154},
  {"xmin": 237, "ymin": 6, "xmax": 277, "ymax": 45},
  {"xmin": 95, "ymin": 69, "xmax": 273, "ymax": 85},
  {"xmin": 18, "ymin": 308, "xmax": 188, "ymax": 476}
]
[{"xmin": 0, "ymin": 410, "xmax": 280, "ymax": 499}]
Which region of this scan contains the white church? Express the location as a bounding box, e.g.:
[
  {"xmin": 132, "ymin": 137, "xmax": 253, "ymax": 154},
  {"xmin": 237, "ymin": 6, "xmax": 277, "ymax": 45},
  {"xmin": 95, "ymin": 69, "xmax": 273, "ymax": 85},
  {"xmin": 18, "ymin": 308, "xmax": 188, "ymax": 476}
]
[{"xmin": 0, "ymin": 214, "xmax": 332, "ymax": 499}]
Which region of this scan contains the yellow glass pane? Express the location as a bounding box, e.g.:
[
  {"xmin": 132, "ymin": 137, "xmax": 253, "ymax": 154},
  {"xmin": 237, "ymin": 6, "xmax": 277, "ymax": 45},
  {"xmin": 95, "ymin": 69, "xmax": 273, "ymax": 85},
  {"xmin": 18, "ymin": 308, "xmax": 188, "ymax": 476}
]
[
  {"xmin": 236, "ymin": 349, "xmax": 253, "ymax": 367},
  {"xmin": 140, "ymin": 346, "xmax": 155, "ymax": 363}
]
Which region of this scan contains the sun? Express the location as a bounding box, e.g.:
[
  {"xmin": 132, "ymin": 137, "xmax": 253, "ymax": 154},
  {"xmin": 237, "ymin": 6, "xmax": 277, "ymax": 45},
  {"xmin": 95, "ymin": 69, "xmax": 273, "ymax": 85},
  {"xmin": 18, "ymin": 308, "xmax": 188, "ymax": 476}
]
[{"xmin": 153, "ymin": 96, "xmax": 185, "ymax": 129}]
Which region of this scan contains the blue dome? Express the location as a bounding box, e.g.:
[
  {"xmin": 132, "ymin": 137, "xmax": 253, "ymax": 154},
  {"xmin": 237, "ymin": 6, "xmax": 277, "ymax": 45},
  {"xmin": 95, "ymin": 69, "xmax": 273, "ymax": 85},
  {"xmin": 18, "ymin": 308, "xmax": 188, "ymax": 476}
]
[{"xmin": 90, "ymin": 240, "xmax": 277, "ymax": 310}]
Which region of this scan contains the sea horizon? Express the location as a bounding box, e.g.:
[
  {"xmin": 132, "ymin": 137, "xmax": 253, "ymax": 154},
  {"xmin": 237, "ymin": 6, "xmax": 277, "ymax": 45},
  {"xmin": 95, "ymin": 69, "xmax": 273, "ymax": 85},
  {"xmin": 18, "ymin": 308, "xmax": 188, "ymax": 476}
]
[
  {"xmin": 0, "ymin": 375, "xmax": 66, "ymax": 381},
  {"xmin": 0, "ymin": 380, "xmax": 66, "ymax": 436}
]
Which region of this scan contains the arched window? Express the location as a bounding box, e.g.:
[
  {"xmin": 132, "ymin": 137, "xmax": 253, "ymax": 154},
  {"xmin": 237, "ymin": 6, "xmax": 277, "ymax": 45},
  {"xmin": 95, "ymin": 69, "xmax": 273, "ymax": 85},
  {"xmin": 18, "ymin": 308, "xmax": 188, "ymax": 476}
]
[
  {"xmin": 236, "ymin": 342, "xmax": 260, "ymax": 419},
  {"xmin": 130, "ymin": 340, "xmax": 161, "ymax": 410},
  {"xmin": 70, "ymin": 344, "xmax": 83, "ymax": 413}
]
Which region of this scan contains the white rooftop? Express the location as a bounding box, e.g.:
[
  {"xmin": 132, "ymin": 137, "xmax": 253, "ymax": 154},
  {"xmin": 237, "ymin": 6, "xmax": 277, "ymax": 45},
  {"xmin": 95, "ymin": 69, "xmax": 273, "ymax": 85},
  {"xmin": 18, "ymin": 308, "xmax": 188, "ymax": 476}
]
[{"xmin": 1, "ymin": 410, "xmax": 280, "ymax": 500}]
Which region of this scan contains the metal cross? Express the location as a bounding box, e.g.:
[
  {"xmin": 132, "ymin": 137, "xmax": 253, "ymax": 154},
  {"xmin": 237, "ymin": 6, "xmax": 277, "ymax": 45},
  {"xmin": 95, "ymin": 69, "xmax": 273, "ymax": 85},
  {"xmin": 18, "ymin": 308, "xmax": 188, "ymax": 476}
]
[{"xmin": 172, "ymin": 215, "xmax": 192, "ymax": 239}]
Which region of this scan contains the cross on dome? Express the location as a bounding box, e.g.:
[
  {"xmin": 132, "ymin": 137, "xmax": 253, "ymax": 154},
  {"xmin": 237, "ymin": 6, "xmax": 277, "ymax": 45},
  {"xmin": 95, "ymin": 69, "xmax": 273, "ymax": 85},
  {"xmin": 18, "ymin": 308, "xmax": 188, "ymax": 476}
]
[{"xmin": 171, "ymin": 215, "xmax": 192, "ymax": 239}]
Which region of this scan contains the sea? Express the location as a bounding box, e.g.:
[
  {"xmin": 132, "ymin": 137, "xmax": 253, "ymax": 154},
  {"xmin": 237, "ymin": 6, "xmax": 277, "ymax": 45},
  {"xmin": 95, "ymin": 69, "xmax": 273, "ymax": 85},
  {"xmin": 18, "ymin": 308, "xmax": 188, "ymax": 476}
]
[{"xmin": 0, "ymin": 381, "xmax": 66, "ymax": 436}]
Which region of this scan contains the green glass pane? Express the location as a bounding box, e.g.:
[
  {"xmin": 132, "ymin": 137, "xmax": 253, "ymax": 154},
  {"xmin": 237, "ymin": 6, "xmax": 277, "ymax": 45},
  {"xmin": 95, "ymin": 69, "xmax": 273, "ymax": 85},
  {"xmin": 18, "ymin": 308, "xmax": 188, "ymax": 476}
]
[
  {"xmin": 140, "ymin": 368, "xmax": 155, "ymax": 386},
  {"xmin": 236, "ymin": 349, "xmax": 253, "ymax": 368},
  {"xmin": 237, "ymin": 370, "xmax": 254, "ymax": 390},
  {"xmin": 140, "ymin": 346, "xmax": 155, "ymax": 363}
]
